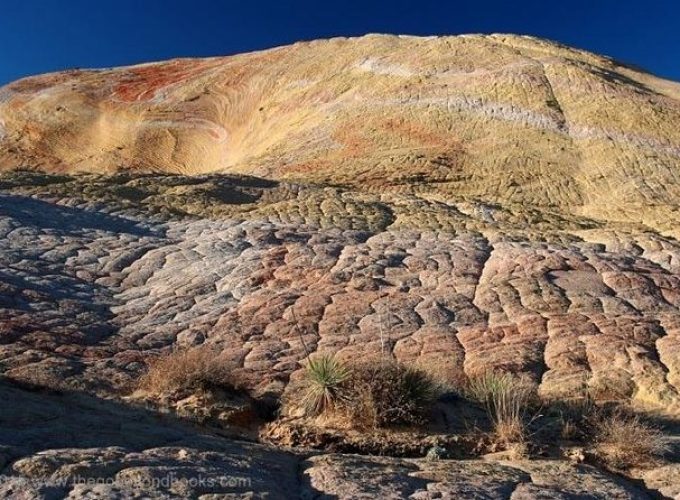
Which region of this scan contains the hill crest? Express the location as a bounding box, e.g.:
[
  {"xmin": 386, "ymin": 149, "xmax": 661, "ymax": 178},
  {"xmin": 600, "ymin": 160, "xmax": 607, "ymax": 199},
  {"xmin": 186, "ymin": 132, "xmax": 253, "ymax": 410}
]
[{"xmin": 1, "ymin": 33, "xmax": 680, "ymax": 233}]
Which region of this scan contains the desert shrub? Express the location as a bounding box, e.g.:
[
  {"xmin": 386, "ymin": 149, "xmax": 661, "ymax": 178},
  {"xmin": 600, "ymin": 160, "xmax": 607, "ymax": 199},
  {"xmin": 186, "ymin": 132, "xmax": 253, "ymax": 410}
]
[
  {"xmin": 292, "ymin": 356, "xmax": 438, "ymax": 428},
  {"xmin": 139, "ymin": 346, "xmax": 240, "ymax": 396},
  {"xmin": 413, "ymin": 358, "xmax": 468, "ymax": 397},
  {"xmin": 466, "ymin": 371, "xmax": 537, "ymax": 446},
  {"xmin": 541, "ymin": 397, "xmax": 596, "ymax": 442},
  {"xmin": 593, "ymin": 409, "xmax": 669, "ymax": 468},
  {"xmin": 344, "ymin": 359, "xmax": 438, "ymax": 428},
  {"xmin": 466, "ymin": 370, "xmax": 511, "ymax": 404},
  {"xmin": 300, "ymin": 354, "xmax": 351, "ymax": 416}
]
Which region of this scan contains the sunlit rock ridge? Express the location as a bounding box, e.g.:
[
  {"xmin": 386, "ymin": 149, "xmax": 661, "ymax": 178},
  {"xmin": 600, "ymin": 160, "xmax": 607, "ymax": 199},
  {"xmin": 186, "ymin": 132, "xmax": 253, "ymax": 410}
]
[{"xmin": 1, "ymin": 34, "xmax": 680, "ymax": 233}]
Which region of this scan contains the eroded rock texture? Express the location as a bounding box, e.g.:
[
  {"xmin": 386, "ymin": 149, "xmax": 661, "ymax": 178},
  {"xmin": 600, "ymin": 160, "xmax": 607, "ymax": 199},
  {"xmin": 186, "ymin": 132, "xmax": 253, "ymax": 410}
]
[
  {"xmin": 1, "ymin": 34, "xmax": 680, "ymax": 498},
  {"xmin": 0, "ymin": 175, "xmax": 678, "ymax": 413}
]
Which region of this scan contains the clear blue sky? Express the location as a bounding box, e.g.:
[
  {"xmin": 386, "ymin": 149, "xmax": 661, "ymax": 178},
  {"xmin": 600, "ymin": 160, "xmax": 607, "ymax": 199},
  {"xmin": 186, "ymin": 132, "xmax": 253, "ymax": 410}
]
[{"xmin": 1, "ymin": 0, "xmax": 678, "ymax": 85}]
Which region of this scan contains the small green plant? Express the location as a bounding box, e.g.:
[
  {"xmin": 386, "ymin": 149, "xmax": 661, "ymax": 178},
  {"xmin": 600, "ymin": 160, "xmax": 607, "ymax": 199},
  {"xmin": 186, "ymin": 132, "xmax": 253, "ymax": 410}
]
[
  {"xmin": 402, "ymin": 364, "xmax": 440, "ymax": 407},
  {"xmin": 291, "ymin": 356, "xmax": 438, "ymax": 429},
  {"xmin": 466, "ymin": 371, "xmax": 512, "ymax": 404},
  {"xmin": 301, "ymin": 354, "xmax": 351, "ymax": 416}
]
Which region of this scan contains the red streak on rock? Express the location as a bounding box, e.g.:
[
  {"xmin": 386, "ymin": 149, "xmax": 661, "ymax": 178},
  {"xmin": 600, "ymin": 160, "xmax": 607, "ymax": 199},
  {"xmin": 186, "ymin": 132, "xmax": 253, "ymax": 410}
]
[{"xmin": 113, "ymin": 60, "xmax": 217, "ymax": 103}]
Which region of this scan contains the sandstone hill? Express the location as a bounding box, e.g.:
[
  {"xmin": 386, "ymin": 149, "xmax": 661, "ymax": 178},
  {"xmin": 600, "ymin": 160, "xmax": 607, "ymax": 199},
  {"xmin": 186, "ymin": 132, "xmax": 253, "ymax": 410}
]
[
  {"xmin": 2, "ymin": 34, "xmax": 680, "ymax": 234},
  {"xmin": 1, "ymin": 35, "xmax": 680, "ymax": 498}
]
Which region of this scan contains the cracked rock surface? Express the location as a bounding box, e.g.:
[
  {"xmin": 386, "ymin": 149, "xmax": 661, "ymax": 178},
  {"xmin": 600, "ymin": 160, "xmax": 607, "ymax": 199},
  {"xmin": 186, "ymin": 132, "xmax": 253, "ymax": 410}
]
[
  {"xmin": 0, "ymin": 172, "xmax": 679, "ymax": 497},
  {"xmin": 0, "ymin": 177, "xmax": 679, "ymax": 412},
  {"xmin": 1, "ymin": 32, "xmax": 680, "ymax": 498}
]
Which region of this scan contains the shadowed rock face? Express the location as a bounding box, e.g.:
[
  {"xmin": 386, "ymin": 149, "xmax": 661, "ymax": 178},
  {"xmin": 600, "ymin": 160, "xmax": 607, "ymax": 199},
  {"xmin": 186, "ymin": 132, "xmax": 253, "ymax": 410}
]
[
  {"xmin": 2, "ymin": 380, "xmax": 655, "ymax": 499},
  {"xmin": 1, "ymin": 34, "xmax": 680, "ymax": 233}
]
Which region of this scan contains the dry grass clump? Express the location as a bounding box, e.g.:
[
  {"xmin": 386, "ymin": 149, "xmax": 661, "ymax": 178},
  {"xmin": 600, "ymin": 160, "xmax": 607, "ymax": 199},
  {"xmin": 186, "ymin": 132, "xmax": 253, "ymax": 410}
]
[
  {"xmin": 292, "ymin": 355, "xmax": 439, "ymax": 429},
  {"xmin": 542, "ymin": 397, "xmax": 596, "ymax": 442},
  {"xmin": 466, "ymin": 371, "xmax": 537, "ymax": 447},
  {"xmin": 347, "ymin": 359, "xmax": 439, "ymax": 428},
  {"xmin": 592, "ymin": 409, "xmax": 670, "ymax": 468},
  {"xmin": 139, "ymin": 346, "xmax": 240, "ymax": 396},
  {"xmin": 560, "ymin": 417, "xmax": 581, "ymax": 441}
]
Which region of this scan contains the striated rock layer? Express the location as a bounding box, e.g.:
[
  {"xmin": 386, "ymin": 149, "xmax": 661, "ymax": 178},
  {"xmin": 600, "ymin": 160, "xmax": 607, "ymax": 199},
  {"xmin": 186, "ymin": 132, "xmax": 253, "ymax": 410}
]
[
  {"xmin": 1, "ymin": 34, "xmax": 680, "ymax": 234},
  {"xmin": 1, "ymin": 34, "xmax": 680, "ymax": 497}
]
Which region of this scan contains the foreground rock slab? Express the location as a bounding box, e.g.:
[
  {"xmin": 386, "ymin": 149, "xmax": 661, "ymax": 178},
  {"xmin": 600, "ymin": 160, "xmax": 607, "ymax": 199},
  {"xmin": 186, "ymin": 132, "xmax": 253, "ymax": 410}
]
[{"xmin": 0, "ymin": 381, "xmax": 659, "ymax": 499}]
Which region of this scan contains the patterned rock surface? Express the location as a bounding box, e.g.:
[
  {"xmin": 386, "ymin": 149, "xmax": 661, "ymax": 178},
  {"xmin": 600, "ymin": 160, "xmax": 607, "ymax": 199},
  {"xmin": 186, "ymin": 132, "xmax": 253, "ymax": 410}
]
[
  {"xmin": 0, "ymin": 174, "xmax": 678, "ymax": 413},
  {"xmin": 1, "ymin": 34, "xmax": 680, "ymax": 497},
  {"xmin": 1, "ymin": 34, "xmax": 680, "ymax": 234}
]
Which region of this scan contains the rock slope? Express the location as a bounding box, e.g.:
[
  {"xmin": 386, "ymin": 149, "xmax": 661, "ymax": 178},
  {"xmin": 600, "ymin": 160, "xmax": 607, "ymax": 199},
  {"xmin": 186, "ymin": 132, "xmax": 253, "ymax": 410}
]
[
  {"xmin": 1, "ymin": 34, "xmax": 680, "ymax": 498},
  {"xmin": 0, "ymin": 173, "xmax": 678, "ymax": 412},
  {"xmin": 1, "ymin": 34, "xmax": 680, "ymax": 234}
]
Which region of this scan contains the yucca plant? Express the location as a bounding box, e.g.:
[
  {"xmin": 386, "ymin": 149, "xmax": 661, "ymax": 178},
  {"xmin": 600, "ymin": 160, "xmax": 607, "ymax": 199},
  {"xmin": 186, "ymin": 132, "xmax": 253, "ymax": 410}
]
[{"xmin": 301, "ymin": 354, "xmax": 351, "ymax": 416}]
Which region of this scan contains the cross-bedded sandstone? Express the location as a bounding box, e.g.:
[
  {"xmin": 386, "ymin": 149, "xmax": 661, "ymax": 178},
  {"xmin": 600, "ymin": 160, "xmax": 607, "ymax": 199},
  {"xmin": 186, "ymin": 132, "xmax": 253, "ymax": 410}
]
[{"xmin": 2, "ymin": 34, "xmax": 680, "ymax": 236}]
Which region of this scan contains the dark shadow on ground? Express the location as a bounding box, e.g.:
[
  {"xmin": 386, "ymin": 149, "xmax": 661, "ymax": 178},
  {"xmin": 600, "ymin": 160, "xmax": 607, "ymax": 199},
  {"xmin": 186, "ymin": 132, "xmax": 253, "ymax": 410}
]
[
  {"xmin": 0, "ymin": 194, "xmax": 158, "ymax": 237},
  {"xmin": 0, "ymin": 378, "xmax": 305, "ymax": 498}
]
